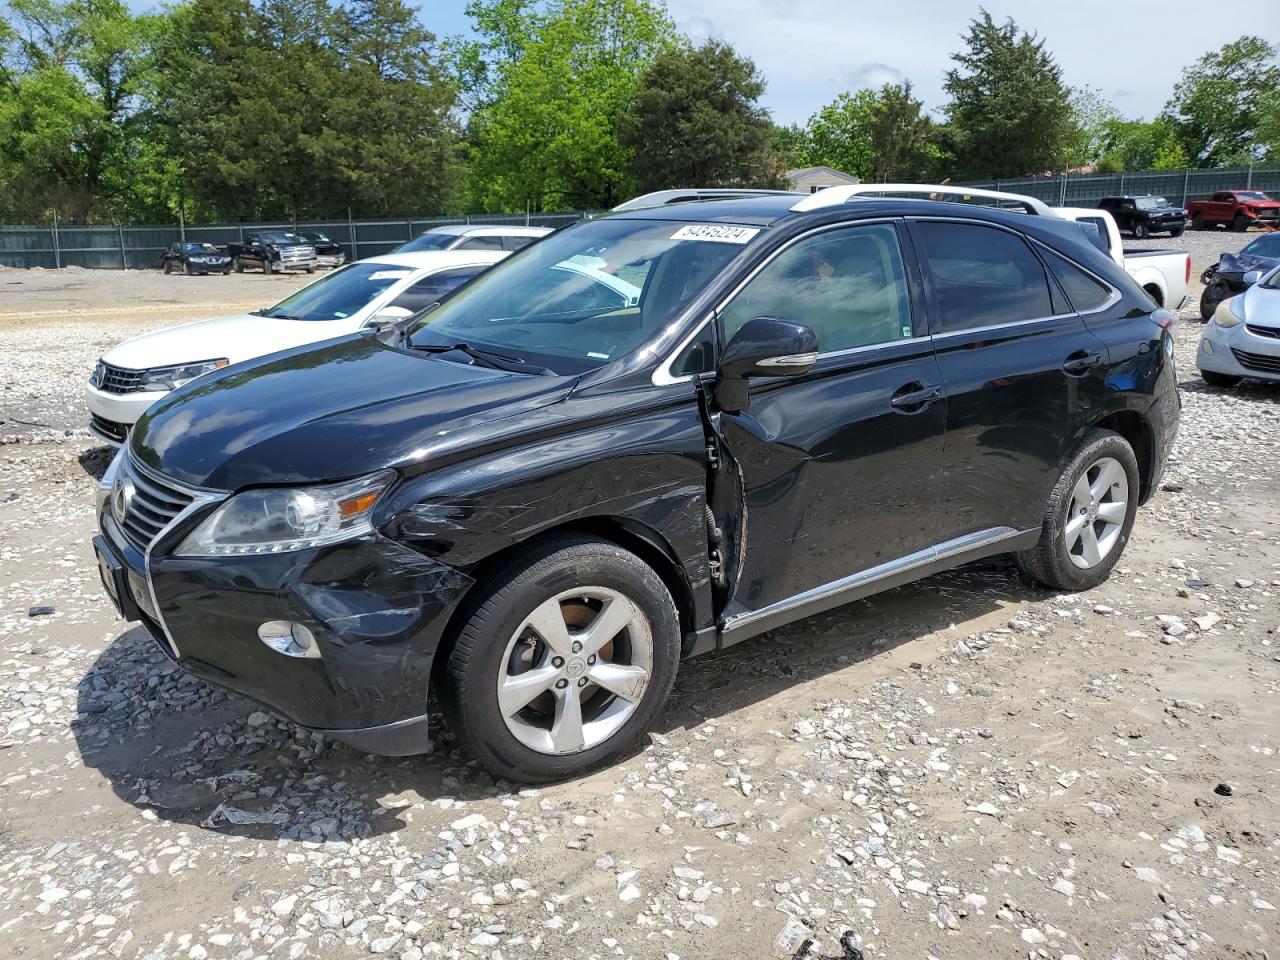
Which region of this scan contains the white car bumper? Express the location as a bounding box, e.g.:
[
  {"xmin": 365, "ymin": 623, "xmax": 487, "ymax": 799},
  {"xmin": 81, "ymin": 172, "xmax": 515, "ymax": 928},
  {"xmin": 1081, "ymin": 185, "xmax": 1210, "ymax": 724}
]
[
  {"xmin": 85, "ymin": 383, "xmax": 170, "ymax": 445},
  {"xmin": 1197, "ymin": 320, "xmax": 1280, "ymax": 381}
]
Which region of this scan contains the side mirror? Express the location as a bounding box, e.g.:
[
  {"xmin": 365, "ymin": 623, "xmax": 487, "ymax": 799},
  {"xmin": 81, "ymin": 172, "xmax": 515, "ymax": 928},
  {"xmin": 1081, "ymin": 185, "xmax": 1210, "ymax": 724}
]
[
  {"xmin": 368, "ymin": 305, "xmax": 414, "ymax": 327},
  {"xmin": 1243, "ymin": 270, "xmax": 1262, "ymax": 285},
  {"xmin": 716, "ymin": 317, "xmax": 818, "ymax": 412}
]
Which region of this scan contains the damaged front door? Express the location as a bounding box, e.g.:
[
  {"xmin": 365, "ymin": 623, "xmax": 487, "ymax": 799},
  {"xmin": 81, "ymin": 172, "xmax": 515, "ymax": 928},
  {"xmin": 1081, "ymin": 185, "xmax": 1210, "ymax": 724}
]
[{"xmin": 709, "ymin": 221, "xmax": 947, "ymax": 632}]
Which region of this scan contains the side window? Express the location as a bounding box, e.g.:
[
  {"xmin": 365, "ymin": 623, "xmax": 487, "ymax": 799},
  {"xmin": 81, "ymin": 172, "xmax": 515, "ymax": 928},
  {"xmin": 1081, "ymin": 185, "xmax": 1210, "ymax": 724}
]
[
  {"xmin": 390, "ymin": 268, "xmax": 484, "ymax": 311},
  {"xmin": 670, "ymin": 330, "xmax": 715, "ymax": 377},
  {"xmin": 504, "ymin": 235, "xmax": 536, "ymax": 251},
  {"xmin": 914, "ymin": 222, "xmax": 1053, "ymax": 333},
  {"xmin": 720, "ymin": 223, "xmax": 913, "ymax": 353},
  {"xmin": 457, "ymin": 235, "xmax": 504, "ymax": 251},
  {"xmin": 1077, "ymin": 216, "xmax": 1112, "ymax": 254},
  {"xmin": 1041, "ymin": 249, "xmax": 1112, "ymax": 313},
  {"xmin": 1212, "ymin": 192, "xmax": 1231, "ymax": 202}
]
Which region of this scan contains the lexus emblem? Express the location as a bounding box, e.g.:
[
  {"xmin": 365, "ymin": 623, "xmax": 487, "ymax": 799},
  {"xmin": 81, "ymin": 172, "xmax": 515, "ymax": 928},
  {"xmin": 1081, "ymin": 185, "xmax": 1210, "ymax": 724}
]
[{"xmin": 113, "ymin": 476, "xmax": 137, "ymax": 524}]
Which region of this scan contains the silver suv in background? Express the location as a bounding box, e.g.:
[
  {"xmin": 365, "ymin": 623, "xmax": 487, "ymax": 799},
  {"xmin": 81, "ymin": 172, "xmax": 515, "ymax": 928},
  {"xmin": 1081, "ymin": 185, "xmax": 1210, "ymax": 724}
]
[{"xmin": 395, "ymin": 224, "xmax": 552, "ymax": 254}]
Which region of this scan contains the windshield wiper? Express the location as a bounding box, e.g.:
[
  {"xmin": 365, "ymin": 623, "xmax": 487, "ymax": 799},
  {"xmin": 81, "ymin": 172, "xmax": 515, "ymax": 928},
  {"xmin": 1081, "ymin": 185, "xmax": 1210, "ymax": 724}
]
[{"xmin": 408, "ymin": 342, "xmax": 551, "ymax": 376}]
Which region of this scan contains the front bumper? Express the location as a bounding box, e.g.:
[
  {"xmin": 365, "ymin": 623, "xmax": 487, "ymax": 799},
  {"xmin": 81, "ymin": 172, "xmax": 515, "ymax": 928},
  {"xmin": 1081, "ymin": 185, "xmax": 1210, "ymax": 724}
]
[
  {"xmin": 1197, "ymin": 321, "xmax": 1280, "ymax": 380},
  {"xmin": 86, "ymin": 383, "xmax": 169, "ymax": 443},
  {"xmin": 93, "ymin": 475, "xmax": 474, "ymax": 756},
  {"xmin": 316, "ymin": 254, "xmax": 346, "ymax": 267}
]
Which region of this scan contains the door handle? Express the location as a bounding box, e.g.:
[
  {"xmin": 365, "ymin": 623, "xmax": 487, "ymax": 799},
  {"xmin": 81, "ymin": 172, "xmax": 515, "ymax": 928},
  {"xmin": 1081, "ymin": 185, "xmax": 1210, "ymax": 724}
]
[
  {"xmin": 1062, "ymin": 350, "xmax": 1103, "ymax": 375},
  {"xmin": 890, "ymin": 382, "xmax": 942, "ymax": 412}
]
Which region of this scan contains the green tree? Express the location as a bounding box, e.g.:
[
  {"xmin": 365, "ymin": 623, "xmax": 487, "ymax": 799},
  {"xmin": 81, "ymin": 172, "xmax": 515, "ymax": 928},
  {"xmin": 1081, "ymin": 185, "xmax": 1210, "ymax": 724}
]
[
  {"xmin": 618, "ymin": 40, "xmax": 778, "ymax": 192},
  {"xmin": 0, "ymin": 0, "xmax": 160, "ymax": 220},
  {"xmin": 801, "ymin": 82, "xmax": 943, "ymax": 183},
  {"xmin": 1164, "ymin": 35, "xmax": 1279, "ymax": 166},
  {"xmin": 1065, "ymin": 86, "xmax": 1121, "ymax": 168},
  {"xmin": 464, "ymin": 0, "xmax": 675, "ymax": 211},
  {"xmin": 1257, "ymin": 89, "xmax": 1280, "ymax": 163},
  {"xmin": 1094, "ymin": 116, "xmax": 1190, "ymax": 172},
  {"xmin": 150, "ymin": 0, "xmax": 460, "ymax": 220},
  {"xmin": 942, "ymin": 8, "xmax": 1074, "ymax": 178}
]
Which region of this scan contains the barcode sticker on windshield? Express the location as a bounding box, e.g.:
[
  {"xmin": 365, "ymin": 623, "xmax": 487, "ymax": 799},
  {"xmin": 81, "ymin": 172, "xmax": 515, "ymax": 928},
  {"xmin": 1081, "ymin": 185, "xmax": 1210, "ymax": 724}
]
[{"xmin": 671, "ymin": 224, "xmax": 760, "ymax": 244}]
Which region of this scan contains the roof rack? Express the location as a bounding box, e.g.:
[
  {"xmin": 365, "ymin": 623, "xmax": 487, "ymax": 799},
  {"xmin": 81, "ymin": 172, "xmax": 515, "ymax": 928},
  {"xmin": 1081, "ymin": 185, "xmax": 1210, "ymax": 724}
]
[
  {"xmin": 612, "ymin": 188, "xmax": 802, "ymax": 212},
  {"xmin": 790, "ymin": 183, "xmax": 1054, "ymax": 217}
]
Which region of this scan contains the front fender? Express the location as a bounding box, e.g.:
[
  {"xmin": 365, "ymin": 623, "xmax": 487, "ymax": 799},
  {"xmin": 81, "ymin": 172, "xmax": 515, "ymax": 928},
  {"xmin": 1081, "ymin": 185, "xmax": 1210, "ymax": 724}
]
[{"xmin": 379, "ymin": 393, "xmax": 716, "ymax": 631}]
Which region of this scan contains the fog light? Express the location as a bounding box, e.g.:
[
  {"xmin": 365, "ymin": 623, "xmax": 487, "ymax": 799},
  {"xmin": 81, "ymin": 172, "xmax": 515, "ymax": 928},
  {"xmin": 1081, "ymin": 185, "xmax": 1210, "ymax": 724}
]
[
  {"xmin": 258, "ymin": 620, "xmax": 320, "ymax": 659},
  {"xmin": 1201, "ymin": 339, "xmax": 1213, "ymax": 355}
]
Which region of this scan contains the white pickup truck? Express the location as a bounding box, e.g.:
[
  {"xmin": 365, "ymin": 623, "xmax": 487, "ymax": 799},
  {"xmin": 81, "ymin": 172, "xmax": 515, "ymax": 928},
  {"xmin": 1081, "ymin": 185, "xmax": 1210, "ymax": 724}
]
[{"xmin": 829, "ymin": 184, "xmax": 1191, "ymax": 311}]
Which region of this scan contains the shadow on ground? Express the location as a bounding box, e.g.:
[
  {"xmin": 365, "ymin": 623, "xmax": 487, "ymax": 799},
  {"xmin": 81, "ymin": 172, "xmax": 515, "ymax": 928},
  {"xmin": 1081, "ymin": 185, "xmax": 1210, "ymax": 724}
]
[{"xmin": 73, "ymin": 557, "xmax": 1036, "ymax": 844}]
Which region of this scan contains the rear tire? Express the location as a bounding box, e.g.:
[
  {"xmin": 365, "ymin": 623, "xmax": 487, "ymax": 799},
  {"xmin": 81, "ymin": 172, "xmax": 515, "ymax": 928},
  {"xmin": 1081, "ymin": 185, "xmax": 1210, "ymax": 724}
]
[
  {"xmin": 1169, "ymin": 227, "xmax": 1184, "ymax": 238},
  {"xmin": 1191, "ymin": 213, "xmax": 1204, "ymax": 231},
  {"xmin": 441, "ymin": 535, "xmax": 680, "ymax": 783},
  {"xmin": 1015, "ymin": 429, "xmax": 1140, "ymax": 593},
  {"xmin": 263, "ymin": 258, "xmax": 274, "ymax": 274},
  {"xmin": 233, "ymin": 257, "xmax": 243, "ymax": 273},
  {"xmin": 1201, "ymin": 370, "xmax": 1242, "ymax": 388},
  {"xmin": 1232, "ymin": 213, "xmax": 1248, "ymax": 233},
  {"xmin": 1133, "ymin": 221, "xmax": 1149, "ymax": 240},
  {"xmin": 162, "ymin": 260, "xmax": 172, "ymax": 274},
  {"xmin": 182, "ymin": 262, "xmax": 191, "ymax": 276}
]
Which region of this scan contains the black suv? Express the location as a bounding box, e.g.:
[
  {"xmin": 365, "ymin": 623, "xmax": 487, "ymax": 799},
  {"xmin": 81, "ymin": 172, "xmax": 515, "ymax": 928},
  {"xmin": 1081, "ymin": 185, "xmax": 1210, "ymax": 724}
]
[
  {"xmin": 1098, "ymin": 195, "xmax": 1187, "ymax": 238},
  {"xmin": 94, "ymin": 193, "xmax": 1180, "ymax": 782}
]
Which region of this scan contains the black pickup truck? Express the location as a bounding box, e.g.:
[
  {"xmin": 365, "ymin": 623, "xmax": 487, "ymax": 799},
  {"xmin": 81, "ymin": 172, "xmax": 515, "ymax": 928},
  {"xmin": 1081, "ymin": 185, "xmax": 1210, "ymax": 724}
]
[
  {"xmin": 227, "ymin": 232, "xmax": 318, "ymax": 274},
  {"xmin": 1098, "ymin": 196, "xmax": 1186, "ymax": 239}
]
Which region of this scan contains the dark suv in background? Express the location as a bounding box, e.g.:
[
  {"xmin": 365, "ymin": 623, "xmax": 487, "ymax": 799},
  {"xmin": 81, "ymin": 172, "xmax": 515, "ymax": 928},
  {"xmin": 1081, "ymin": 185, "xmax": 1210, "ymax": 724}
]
[
  {"xmin": 94, "ymin": 189, "xmax": 1180, "ymax": 782},
  {"xmin": 1098, "ymin": 195, "xmax": 1187, "ymax": 238}
]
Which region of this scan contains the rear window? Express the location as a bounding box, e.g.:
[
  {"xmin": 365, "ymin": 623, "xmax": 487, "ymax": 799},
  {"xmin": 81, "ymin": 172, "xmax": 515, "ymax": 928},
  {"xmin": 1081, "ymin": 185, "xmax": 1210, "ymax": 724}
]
[{"xmin": 914, "ymin": 222, "xmax": 1053, "ymax": 333}]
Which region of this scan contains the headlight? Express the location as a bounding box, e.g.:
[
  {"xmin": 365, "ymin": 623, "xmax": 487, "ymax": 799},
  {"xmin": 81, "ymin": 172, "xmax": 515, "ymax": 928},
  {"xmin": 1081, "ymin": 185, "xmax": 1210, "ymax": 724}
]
[
  {"xmin": 175, "ymin": 471, "xmax": 395, "ymax": 556},
  {"xmin": 138, "ymin": 359, "xmax": 229, "ymax": 391},
  {"xmin": 1213, "ymin": 298, "xmax": 1243, "ymax": 328}
]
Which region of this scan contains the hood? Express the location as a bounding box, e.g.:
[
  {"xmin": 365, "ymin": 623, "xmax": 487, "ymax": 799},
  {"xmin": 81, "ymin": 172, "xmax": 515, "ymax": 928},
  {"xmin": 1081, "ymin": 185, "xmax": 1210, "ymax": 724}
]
[
  {"xmin": 131, "ymin": 334, "xmax": 572, "ymax": 490},
  {"xmin": 102, "ymin": 313, "xmax": 362, "ymax": 369}
]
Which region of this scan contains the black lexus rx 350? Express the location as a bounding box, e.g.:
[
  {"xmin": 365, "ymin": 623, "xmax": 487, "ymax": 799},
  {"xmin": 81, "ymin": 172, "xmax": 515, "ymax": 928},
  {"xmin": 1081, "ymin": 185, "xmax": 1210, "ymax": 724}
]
[{"xmin": 94, "ymin": 192, "xmax": 1180, "ymax": 782}]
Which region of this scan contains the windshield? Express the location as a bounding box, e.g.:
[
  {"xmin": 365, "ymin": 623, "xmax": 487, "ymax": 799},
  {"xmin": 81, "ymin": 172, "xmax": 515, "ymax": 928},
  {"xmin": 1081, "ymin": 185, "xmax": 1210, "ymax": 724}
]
[
  {"xmin": 397, "ymin": 232, "xmax": 457, "ymax": 253},
  {"xmin": 302, "ymin": 233, "xmax": 329, "ymax": 243},
  {"xmin": 407, "ymin": 217, "xmax": 756, "ymax": 374},
  {"xmin": 262, "ymin": 232, "xmax": 305, "ymax": 245},
  {"xmin": 261, "ymin": 262, "xmax": 414, "ymax": 321},
  {"xmin": 1241, "ymin": 234, "xmax": 1280, "ymax": 258},
  {"xmin": 1135, "ymin": 197, "xmax": 1170, "ymax": 210},
  {"xmin": 182, "ymin": 243, "xmax": 220, "ymax": 254},
  {"xmin": 1238, "ymin": 191, "xmax": 1273, "ymax": 202},
  {"xmin": 1262, "ymin": 265, "xmax": 1280, "ymax": 290}
]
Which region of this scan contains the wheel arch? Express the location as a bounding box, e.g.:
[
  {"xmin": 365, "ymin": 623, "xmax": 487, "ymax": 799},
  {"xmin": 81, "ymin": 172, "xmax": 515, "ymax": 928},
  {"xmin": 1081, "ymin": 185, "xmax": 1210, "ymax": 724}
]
[
  {"xmin": 429, "ymin": 517, "xmax": 700, "ymax": 690},
  {"xmin": 1093, "ymin": 409, "xmax": 1155, "ymax": 504}
]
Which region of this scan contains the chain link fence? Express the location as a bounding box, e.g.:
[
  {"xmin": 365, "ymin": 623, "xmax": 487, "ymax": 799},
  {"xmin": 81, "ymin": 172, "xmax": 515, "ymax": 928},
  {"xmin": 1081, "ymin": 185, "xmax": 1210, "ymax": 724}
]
[
  {"xmin": 956, "ymin": 165, "xmax": 1280, "ymax": 208},
  {"xmin": 0, "ymin": 211, "xmax": 597, "ymax": 270}
]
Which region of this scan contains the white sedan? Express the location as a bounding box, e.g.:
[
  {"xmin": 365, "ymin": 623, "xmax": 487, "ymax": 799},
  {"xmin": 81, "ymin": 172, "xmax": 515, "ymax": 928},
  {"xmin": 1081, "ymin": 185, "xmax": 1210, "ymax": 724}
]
[
  {"xmin": 86, "ymin": 250, "xmax": 506, "ymax": 445},
  {"xmin": 1197, "ymin": 263, "xmax": 1280, "ymax": 387}
]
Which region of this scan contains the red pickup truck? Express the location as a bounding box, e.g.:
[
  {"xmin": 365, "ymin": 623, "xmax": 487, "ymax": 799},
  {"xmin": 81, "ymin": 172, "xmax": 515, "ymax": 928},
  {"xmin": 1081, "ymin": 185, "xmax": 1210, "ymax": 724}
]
[{"xmin": 1185, "ymin": 190, "xmax": 1280, "ymax": 232}]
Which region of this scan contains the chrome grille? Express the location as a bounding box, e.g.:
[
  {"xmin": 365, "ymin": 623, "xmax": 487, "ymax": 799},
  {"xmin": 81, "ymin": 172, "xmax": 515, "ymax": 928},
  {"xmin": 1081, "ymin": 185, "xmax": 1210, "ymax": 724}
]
[
  {"xmin": 280, "ymin": 246, "xmax": 316, "ymax": 262},
  {"xmin": 99, "ymin": 364, "xmax": 146, "ymax": 394},
  {"xmin": 114, "ymin": 454, "xmax": 197, "ymax": 551},
  {"xmin": 1231, "ymin": 347, "xmax": 1280, "ymax": 373}
]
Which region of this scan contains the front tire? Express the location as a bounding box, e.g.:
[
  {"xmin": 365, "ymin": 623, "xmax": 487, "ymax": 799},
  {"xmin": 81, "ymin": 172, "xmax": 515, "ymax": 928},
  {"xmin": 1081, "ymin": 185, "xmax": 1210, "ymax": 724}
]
[
  {"xmin": 1201, "ymin": 370, "xmax": 1242, "ymax": 388},
  {"xmin": 233, "ymin": 257, "xmax": 243, "ymax": 273},
  {"xmin": 1191, "ymin": 213, "xmax": 1204, "ymax": 231},
  {"xmin": 1169, "ymin": 226, "xmax": 1184, "ymax": 238},
  {"xmin": 1133, "ymin": 221, "xmax": 1149, "ymax": 240},
  {"xmin": 441, "ymin": 536, "xmax": 680, "ymax": 783},
  {"xmin": 1016, "ymin": 429, "xmax": 1140, "ymax": 592},
  {"xmin": 263, "ymin": 258, "xmax": 274, "ymax": 274},
  {"xmin": 1200, "ymin": 279, "xmax": 1229, "ymax": 321}
]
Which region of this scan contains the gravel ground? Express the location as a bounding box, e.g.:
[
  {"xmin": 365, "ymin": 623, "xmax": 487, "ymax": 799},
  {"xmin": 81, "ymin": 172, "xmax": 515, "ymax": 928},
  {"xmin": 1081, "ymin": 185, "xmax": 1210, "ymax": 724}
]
[{"xmin": 1, "ymin": 234, "xmax": 1278, "ymax": 960}]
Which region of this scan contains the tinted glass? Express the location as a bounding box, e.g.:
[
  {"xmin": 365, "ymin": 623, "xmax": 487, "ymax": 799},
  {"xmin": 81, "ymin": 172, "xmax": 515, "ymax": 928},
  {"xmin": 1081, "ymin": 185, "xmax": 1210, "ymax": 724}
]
[
  {"xmin": 722, "ymin": 223, "xmax": 913, "ymax": 352},
  {"xmin": 390, "ymin": 267, "xmax": 485, "ymax": 311},
  {"xmin": 1241, "ymin": 234, "xmax": 1280, "ymax": 257},
  {"xmin": 505, "ymin": 236, "xmax": 537, "ymax": 251},
  {"xmin": 915, "ymin": 222, "xmax": 1053, "ymax": 332},
  {"xmin": 261, "ymin": 233, "xmax": 304, "ymax": 245},
  {"xmin": 261, "ymin": 262, "xmax": 416, "ymax": 321},
  {"xmin": 408, "ymin": 218, "xmax": 748, "ymax": 374},
  {"xmin": 396, "ymin": 232, "xmax": 456, "ymax": 252},
  {"xmin": 457, "ymin": 235, "xmax": 505, "ymax": 251},
  {"xmin": 1042, "ymin": 248, "xmax": 1111, "ymax": 312}
]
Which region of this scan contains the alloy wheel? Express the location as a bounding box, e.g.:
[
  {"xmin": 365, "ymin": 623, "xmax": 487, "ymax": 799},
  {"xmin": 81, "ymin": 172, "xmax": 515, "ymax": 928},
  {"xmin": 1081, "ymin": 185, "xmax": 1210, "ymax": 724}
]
[
  {"xmin": 496, "ymin": 587, "xmax": 652, "ymax": 755},
  {"xmin": 1064, "ymin": 456, "xmax": 1128, "ymax": 569}
]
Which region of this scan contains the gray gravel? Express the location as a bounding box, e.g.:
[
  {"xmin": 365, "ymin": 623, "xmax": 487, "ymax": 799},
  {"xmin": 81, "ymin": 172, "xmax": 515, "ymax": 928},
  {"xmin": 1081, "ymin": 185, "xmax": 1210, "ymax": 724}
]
[{"xmin": 1, "ymin": 240, "xmax": 1278, "ymax": 959}]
